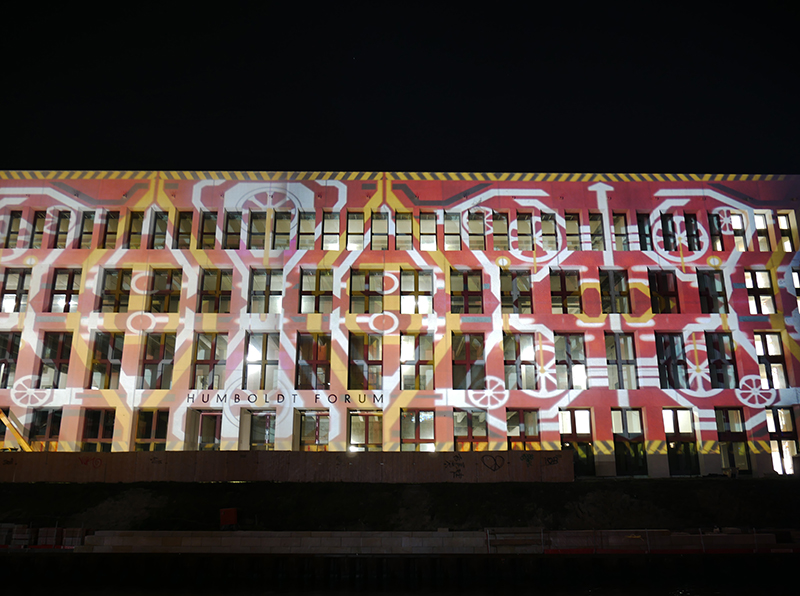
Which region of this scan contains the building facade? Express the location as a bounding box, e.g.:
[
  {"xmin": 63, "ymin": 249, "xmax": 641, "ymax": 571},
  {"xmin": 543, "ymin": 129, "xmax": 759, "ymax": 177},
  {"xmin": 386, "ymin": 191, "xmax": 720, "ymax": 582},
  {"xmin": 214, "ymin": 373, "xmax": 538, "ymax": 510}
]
[{"xmin": 0, "ymin": 170, "xmax": 798, "ymax": 478}]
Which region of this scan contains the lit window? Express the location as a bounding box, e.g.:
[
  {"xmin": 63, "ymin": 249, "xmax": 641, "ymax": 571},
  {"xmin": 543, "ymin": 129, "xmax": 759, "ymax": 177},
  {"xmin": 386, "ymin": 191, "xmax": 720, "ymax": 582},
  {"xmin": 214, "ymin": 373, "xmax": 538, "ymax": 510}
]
[
  {"xmin": 81, "ymin": 409, "xmax": 115, "ymax": 452},
  {"xmin": 396, "ymin": 212, "xmax": 413, "ymax": 250},
  {"xmin": 346, "ymin": 212, "xmax": 364, "ymax": 250},
  {"xmin": 300, "ymin": 411, "xmax": 329, "ymax": 451},
  {"xmin": 89, "ymin": 332, "xmax": 123, "ymax": 390},
  {"xmin": 697, "ymin": 270, "xmax": 728, "ymax": 314},
  {"xmin": 794, "ymin": 269, "xmax": 800, "ymax": 312},
  {"xmin": 506, "ymin": 410, "xmax": 539, "ymax": 451},
  {"xmin": 30, "ymin": 211, "xmax": 45, "ymax": 248},
  {"xmin": 192, "ymin": 333, "xmax": 227, "ymax": 390},
  {"xmin": 149, "ymin": 269, "xmax": 182, "ymax": 314},
  {"xmin": 350, "ymin": 270, "xmax": 383, "ymax": 314},
  {"xmin": 38, "ymin": 332, "xmax": 72, "ymax": 389},
  {"xmin": 299, "ymin": 269, "xmax": 333, "ymax": 314},
  {"xmin": 655, "ymin": 333, "xmax": 687, "ymax": 389},
  {"xmin": 348, "ymin": 334, "xmax": 382, "ymax": 390},
  {"xmin": 648, "ymin": 270, "xmax": 679, "ymax": 314},
  {"xmin": 101, "ymin": 211, "xmax": 119, "ymax": 249},
  {"xmin": 555, "ymin": 334, "xmax": 586, "ymax": 390},
  {"xmin": 243, "ymin": 333, "xmax": 279, "ymax": 391},
  {"xmin": 778, "ymin": 213, "xmax": 795, "ymax": 251},
  {"xmin": 150, "ymin": 211, "xmax": 168, "ymax": 249},
  {"xmin": 708, "ymin": 213, "xmax": 724, "ymax": 251},
  {"xmin": 606, "ymin": 334, "xmax": 637, "ymax": 389},
  {"xmin": 565, "ymin": 213, "xmax": 580, "ymax": 250},
  {"xmin": 500, "ymin": 270, "xmax": 532, "ymax": 314},
  {"xmin": 134, "ymin": 409, "xmax": 169, "ymax": 451},
  {"xmin": 141, "ymin": 333, "xmax": 175, "ymax": 390},
  {"xmin": 271, "ymin": 211, "xmax": 290, "ymax": 250},
  {"xmin": 400, "ymin": 409, "xmax": 435, "ymax": 452},
  {"xmin": 400, "ymin": 334, "xmax": 434, "ymax": 390},
  {"xmin": 420, "ymin": 213, "xmax": 436, "ymax": 250},
  {"xmin": 589, "ymin": 213, "xmax": 605, "ymax": 250},
  {"xmin": 661, "ymin": 213, "xmax": 676, "ymax": 251},
  {"xmin": 249, "ymin": 411, "xmax": 275, "ymax": 451},
  {"xmin": 29, "ymin": 408, "xmax": 62, "ymax": 452},
  {"xmin": 503, "ymin": 333, "xmax": 536, "ymax": 390},
  {"xmin": 517, "ymin": 213, "xmax": 533, "ymax": 251},
  {"xmin": 372, "ymin": 212, "xmax": 389, "ymax": 250},
  {"xmin": 126, "ymin": 212, "xmax": 144, "ymax": 249},
  {"xmin": 454, "ymin": 409, "xmax": 488, "ymax": 451},
  {"xmin": 223, "ymin": 212, "xmax": 242, "ymax": 249},
  {"xmin": 249, "ymin": 269, "xmax": 282, "ymax": 314},
  {"xmin": 559, "ymin": 409, "xmax": 594, "ymax": 476},
  {"xmin": 322, "ymin": 212, "xmax": 340, "ymax": 250},
  {"xmin": 52, "ymin": 211, "xmax": 70, "ymax": 249},
  {"xmin": 637, "ymin": 213, "xmax": 652, "ymax": 250},
  {"xmin": 599, "ymin": 270, "xmax": 630, "ymax": 314},
  {"xmin": 198, "ymin": 269, "xmax": 233, "ymax": 313},
  {"xmin": 613, "ymin": 213, "xmax": 628, "ymax": 250},
  {"xmin": 731, "ymin": 213, "xmax": 747, "ymax": 251},
  {"xmin": 249, "ymin": 212, "xmax": 267, "ymax": 249},
  {"xmin": 754, "ymin": 213, "xmax": 771, "ymax": 251},
  {"xmin": 400, "ymin": 270, "xmax": 433, "ymax": 314},
  {"xmin": 745, "ymin": 270, "xmax": 775, "ymax": 315},
  {"xmin": 197, "ymin": 411, "xmax": 221, "ymax": 451},
  {"xmin": 349, "ymin": 411, "xmax": 382, "ymax": 452},
  {"xmin": 706, "ymin": 333, "xmax": 736, "ymax": 389},
  {"xmin": 173, "ymin": 212, "xmax": 192, "ymax": 249},
  {"xmin": 541, "ymin": 212, "xmax": 558, "ymax": 251},
  {"xmin": 295, "ymin": 333, "xmax": 331, "ymax": 389},
  {"xmin": 754, "ymin": 332, "xmax": 786, "ymax": 389},
  {"xmin": 766, "ymin": 408, "xmax": 797, "ymax": 475},
  {"xmin": 450, "ymin": 270, "xmax": 482, "ymax": 314},
  {"xmin": 0, "ymin": 333, "xmax": 21, "ymax": 388},
  {"xmin": 452, "ymin": 333, "xmax": 485, "ymax": 390},
  {"xmin": 298, "ymin": 212, "xmax": 315, "ymax": 249},
  {"xmin": 4, "ymin": 211, "xmax": 21, "ymax": 248},
  {"xmin": 612, "ymin": 408, "xmax": 646, "ymax": 476},
  {"xmin": 98, "ymin": 269, "xmax": 131, "ymax": 313},
  {"xmin": 492, "ymin": 212, "xmax": 508, "ymax": 250},
  {"xmin": 198, "ymin": 212, "xmax": 217, "ymax": 249},
  {"xmin": 550, "ymin": 270, "xmax": 581, "ymax": 314},
  {"xmin": 662, "ymin": 408, "xmax": 699, "ymax": 476},
  {"xmin": 1, "ymin": 268, "xmax": 31, "ymax": 312},
  {"xmin": 444, "ymin": 212, "xmax": 461, "ymax": 250}
]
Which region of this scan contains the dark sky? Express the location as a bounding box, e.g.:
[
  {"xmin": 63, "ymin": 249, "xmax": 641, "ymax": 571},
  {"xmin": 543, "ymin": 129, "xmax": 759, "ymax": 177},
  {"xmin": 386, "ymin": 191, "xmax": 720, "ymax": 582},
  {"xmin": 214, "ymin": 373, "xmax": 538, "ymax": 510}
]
[{"xmin": 2, "ymin": 4, "xmax": 798, "ymax": 174}]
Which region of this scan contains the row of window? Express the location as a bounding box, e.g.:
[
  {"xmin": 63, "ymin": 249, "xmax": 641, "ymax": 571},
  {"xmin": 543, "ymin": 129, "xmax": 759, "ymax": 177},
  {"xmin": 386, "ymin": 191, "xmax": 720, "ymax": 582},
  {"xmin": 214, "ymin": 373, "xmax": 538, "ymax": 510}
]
[
  {"xmin": 3, "ymin": 209, "xmax": 794, "ymax": 252},
  {"xmin": 4, "ymin": 406, "xmax": 795, "ymax": 476},
  {"xmin": 3, "ymin": 266, "xmax": 795, "ymax": 317},
  {"xmin": 0, "ymin": 329, "xmax": 787, "ymax": 393}
]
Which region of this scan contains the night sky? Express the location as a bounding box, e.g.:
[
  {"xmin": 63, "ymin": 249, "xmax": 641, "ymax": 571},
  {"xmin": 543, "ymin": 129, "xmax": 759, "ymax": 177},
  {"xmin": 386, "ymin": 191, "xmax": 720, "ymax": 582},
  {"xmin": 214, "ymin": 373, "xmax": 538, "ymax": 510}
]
[{"xmin": 2, "ymin": 5, "xmax": 798, "ymax": 174}]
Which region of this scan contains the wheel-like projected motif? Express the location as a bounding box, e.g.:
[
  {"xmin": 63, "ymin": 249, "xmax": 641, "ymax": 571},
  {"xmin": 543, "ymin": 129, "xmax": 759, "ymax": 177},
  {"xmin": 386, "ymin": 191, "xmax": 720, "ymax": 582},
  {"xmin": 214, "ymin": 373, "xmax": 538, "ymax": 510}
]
[
  {"xmin": 468, "ymin": 376, "xmax": 508, "ymax": 409},
  {"xmin": 735, "ymin": 375, "xmax": 776, "ymax": 407},
  {"xmin": 11, "ymin": 376, "xmax": 51, "ymax": 407}
]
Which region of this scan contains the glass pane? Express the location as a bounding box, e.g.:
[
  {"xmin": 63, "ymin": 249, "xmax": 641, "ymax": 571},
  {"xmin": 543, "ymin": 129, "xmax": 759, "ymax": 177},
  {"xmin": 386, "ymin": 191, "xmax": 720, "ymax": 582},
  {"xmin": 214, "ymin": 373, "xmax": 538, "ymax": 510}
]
[{"xmin": 419, "ymin": 411, "xmax": 434, "ymax": 439}]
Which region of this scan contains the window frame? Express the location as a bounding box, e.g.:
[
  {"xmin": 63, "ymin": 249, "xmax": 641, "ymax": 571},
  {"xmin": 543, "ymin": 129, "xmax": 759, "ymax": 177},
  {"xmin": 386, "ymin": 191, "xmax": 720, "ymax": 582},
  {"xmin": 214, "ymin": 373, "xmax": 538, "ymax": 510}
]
[
  {"xmin": 589, "ymin": 213, "xmax": 605, "ymax": 250},
  {"xmin": 29, "ymin": 408, "xmax": 62, "ymax": 452},
  {"xmin": 295, "ymin": 333, "xmax": 331, "ymax": 390},
  {"xmin": 648, "ymin": 270, "xmax": 680, "ymax": 314},
  {"xmin": 126, "ymin": 211, "xmax": 144, "ymax": 249},
  {"xmin": 192, "ymin": 333, "xmax": 227, "ymax": 390},
  {"xmin": 400, "ymin": 409, "xmax": 435, "ymax": 452},
  {"xmin": 500, "ymin": 270, "xmax": 532, "ymax": 314},
  {"xmin": 452, "ymin": 333, "xmax": 486, "ymax": 390},
  {"xmin": 400, "ymin": 270, "xmax": 433, "ymax": 315},
  {"xmin": 346, "ymin": 212, "xmax": 364, "ymax": 250},
  {"xmin": 148, "ymin": 269, "xmax": 182, "ymax": 314},
  {"xmin": 661, "ymin": 213, "xmax": 676, "ymax": 251},
  {"xmin": 98, "ymin": 269, "xmax": 132, "ymax": 313},
  {"xmin": 454, "ymin": 408, "xmax": 488, "ymax": 451},
  {"xmin": 637, "ymin": 213, "xmax": 652, "ymax": 250},
  {"xmin": 600, "ymin": 269, "xmax": 630, "ymax": 314},
  {"xmin": 503, "ymin": 333, "xmax": 537, "ymax": 390},
  {"xmin": 249, "ymin": 212, "xmax": 268, "ymax": 249},
  {"xmin": 350, "ymin": 269, "xmax": 384, "ymax": 314},
  {"xmin": 778, "ymin": 213, "xmax": 795, "ymax": 251},
  {"xmin": 708, "ymin": 213, "xmax": 724, "ymax": 251},
  {"xmin": 134, "ymin": 409, "xmax": 169, "ymax": 451},
  {"xmin": 197, "ymin": 411, "xmax": 222, "ymax": 451},
  {"xmin": 243, "ymin": 333, "xmax": 280, "ymax": 391},
  {"xmin": 467, "ymin": 211, "xmax": 485, "ymax": 250},
  {"xmin": 612, "ymin": 213, "xmax": 628, "ymax": 251},
  {"xmin": 223, "ymin": 211, "xmax": 242, "ymax": 250},
  {"xmin": 655, "ymin": 333, "xmax": 688, "ymax": 389},
  {"xmin": 4, "ymin": 211, "xmax": 21, "ymax": 248},
  {"xmin": 249, "ymin": 410, "xmax": 276, "ymax": 451},
  {"xmin": 38, "ymin": 332, "xmax": 72, "ymax": 389},
  {"xmin": 697, "ymin": 270, "xmax": 728, "ymax": 314},
  {"xmin": 506, "ymin": 409, "xmax": 540, "ymax": 451},
  {"xmin": 173, "ymin": 211, "xmax": 193, "ymax": 249},
  {"xmin": 517, "ymin": 212, "xmax": 533, "ymax": 251},
  {"xmin": 100, "ymin": 211, "xmax": 119, "ymax": 249},
  {"xmin": 492, "ymin": 212, "xmax": 509, "ymax": 250},
  {"xmin": 372, "ymin": 212, "xmax": 389, "ymax": 250},
  {"xmin": 419, "ymin": 212, "xmax": 436, "ymax": 250},
  {"xmin": 684, "ymin": 213, "xmax": 700, "ymax": 251},
  {"xmin": 1, "ymin": 268, "xmax": 31, "ymax": 313},
  {"xmin": 754, "ymin": 332, "xmax": 787, "ymax": 389},
  {"xmin": 550, "ymin": 270, "xmax": 581, "ymax": 314},
  {"xmin": 149, "ymin": 211, "xmax": 168, "ymax": 249},
  {"xmin": 0, "ymin": 332, "xmax": 21, "ymax": 389},
  {"xmin": 299, "ymin": 411, "xmax": 329, "ymax": 452},
  {"xmin": 89, "ymin": 331, "xmax": 124, "ymax": 390},
  {"xmin": 30, "ymin": 211, "xmax": 45, "ymax": 248},
  {"xmin": 731, "ymin": 212, "xmax": 747, "ymax": 251},
  {"xmin": 444, "ymin": 212, "xmax": 461, "ymax": 250},
  {"xmin": 395, "ymin": 212, "xmax": 413, "ymax": 250},
  {"xmin": 554, "ymin": 333, "xmax": 586, "ymax": 390},
  {"xmin": 198, "ymin": 268, "xmax": 233, "ymax": 314},
  {"xmin": 565, "ymin": 213, "xmax": 580, "ymax": 250},
  {"xmin": 322, "ymin": 212, "xmax": 340, "ymax": 250},
  {"xmin": 348, "ymin": 333, "xmax": 383, "ymax": 390},
  {"xmin": 299, "ymin": 269, "xmax": 333, "ymax": 314},
  {"xmin": 400, "ymin": 333, "xmax": 434, "ymax": 390},
  {"xmin": 81, "ymin": 408, "xmax": 115, "ymax": 452},
  {"xmin": 298, "ymin": 211, "xmax": 316, "ymax": 249},
  {"xmin": 52, "ymin": 211, "xmax": 70, "ymax": 249},
  {"xmin": 606, "ymin": 333, "xmax": 637, "ymax": 390},
  {"xmin": 754, "ymin": 212, "xmax": 771, "ymax": 252},
  {"xmin": 140, "ymin": 332, "xmax": 176, "ymax": 390},
  {"xmin": 349, "ymin": 411, "xmax": 383, "ymax": 452},
  {"xmin": 745, "ymin": 270, "xmax": 776, "ymax": 315},
  {"xmin": 450, "ymin": 269, "xmax": 483, "ymax": 314},
  {"xmin": 249, "ymin": 269, "xmax": 282, "ymax": 314},
  {"xmin": 198, "ymin": 212, "xmax": 217, "ymax": 249}
]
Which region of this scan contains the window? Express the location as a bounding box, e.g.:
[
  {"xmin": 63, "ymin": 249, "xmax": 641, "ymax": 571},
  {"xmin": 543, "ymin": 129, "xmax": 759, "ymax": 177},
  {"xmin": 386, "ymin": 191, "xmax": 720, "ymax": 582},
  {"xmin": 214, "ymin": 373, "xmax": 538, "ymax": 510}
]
[
  {"xmin": 349, "ymin": 411, "xmax": 382, "ymax": 452},
  {"xmin": 249, "ymin": 212, "xmax": 267, "ymax": 249},
  {"xmin": 141, "ymin": 333, "xmax": 175, "ymax": 390},
  {"xmin": 149, "ymin": 269, "xmax": 182, "ymax": 314},
  {"xmin": 0, "ymin": 333, "xmax": 20, "ymax": 388},
  {"xmin": 754, "ymin": 213, "xmax": 771, "ymax": 251},
  {"xmin": 269, "ymin": 211, "xmax": 287, "ymax": 250},
  {"xmin": 400, "ymin": 334, "xmax": 434, "ymax": 390},
  {"xmin": 708, "ymin": 213, "xmax": 724, "ymax": 251},
  {"xmin": 101, "ymin": 211, "xmax": 119, "ymax": 249},
  {"xmin": 754, "ymin": 332, "xmax": 787, "ymax": 389},
  {"xmin": 600, "ymin": 270, "xmax": 630, "ymax": 313},
  {"xmin": 89, "ymin": 332, "xmax": 124, "ymax": 389},
  {"xmin": 300, "ymin": 411, "xmax": 329, "ymax": 451},
  {"xmin": 223, "ymin": 212, "xmax": 242, "ymax": 249},
  {"xmin": 492, "ymin": 212, "xmax": 508, "ymax": 250},
  {"xmin": 298, "ymin": 211, "xmax": 315, "ymax": 249},
  {"xmin": 400, "ymin": 270, "xmax": 433, "ymax": 314},
  {"xmin": 612, "ymin": 213, "xmax": 628, "ymax": 250},
  {"xmin": 192, "ymin": 333, "xmax": 227, "ymax": 390},
  {"xmin": 250, "ymin": 411, "xmax": 275, "ymax": 451},
  {"xmin": 506, "ymin": 410, "xmax": 539, "ymax": 451},
  {"xmin": 454, "ymin": 409, "xmax": 488, "ymax": 451},
  {"xmin": 589, "ymin": 213, "xmax": 605, "ymax": 250},
  {"xmin": 555, "ymin": 334, "xmax": 586, "ymax": 390},
  {"xmin": 766, "ymin": 408, "xmax": 797, "ymax": 475},
  {"xmin": 322, "ymin": 212, "xmax": 339, "ymax": 250},
  {"xmin": 655, "ymin": 333, "xmax": 687, "ymax": 389},
  {"xmin": 637, "ymin": 213, "xmax": 652, "ymax": 250},
  {"xmin": 1, "ymin": 268, "xmax": 31, "ymax": 312},
  {"xmin": 745, "ymin": 270, "xmax": 775, "ymax": 315},
  {"xmin": 150, "ymin": 211, "xmax": 168, "ymax": 249},
  {"xmin": 350, "ymin": 270, "xmax": 383, "ymax": 314},
  {"xmin": 517, "ymin": 213, "xmax": 533, "ymax": 251},
  {"xmin": 295, "ymin": 333, "xmax": 331, "ymax": 389},
  {"xmin": 648, "ymin": 270, "xmax": 679, "ymax": 314},
  {"xmin": 348, "ymin": 334, "xmax": 382, "ymax": 390},
  {"xmin": 198, "ymin": 212, "xmax": 217, "ymax": 249},
  {"xmin": 126, "ymin": 212, "xmax": 144, "ymax": 249},
  {"xmin": 778, "ymin": 214, "xmax": 794, "ymax": 251},
  {"xmin": 731, "ymin": 212, "xmax": 747, "ymax": 251},
  {"xmin": 697, "ymin": 270, "xmax": 728, "ymax": 314},
  {"xmin": 715, "ymin": 408, "xmax": 750, "ymax": 473},
  {"xmin": 400, "ymin": 409, "xmax": 435, "ymax": 451},
  {"xmin": 565, "ymin": 213, "xmax": 580, "ymax": 250},
  {"xmin": 134, "ymin": 409, "xmax": 169, "ymax": 451},
  {"xmin": 53, "ymin": 211, "xmax": 70, "ymax": 249},
  {"xmin": 444, "ymin": 212, "xmax": 460, "ymax": 250},
  {"xmin": 500, "ymin": 270, "xmax": 532, "ymax": 314},
  {"xmin": 541, "ymin": 212, "xmax": 558, "ymax": 251},
  {"xmin": 81, "ymin": 409, "xmax": 115, "ymax": 452},
  {"xmin": 98, "ymin": 269, "xmax": 131, "ymax": 312},
  {"xmin": 196, "ymin": 411, "xmax": 221, "ymax": 451},
  {"xmin": 503, "ymin": 333, "xmax": 536, "ymax": 390},
  {"xmin": 612, "ymin": 409, "xmax": 646, "ymax": 476},
  {"xmin": 419, "ymin": 213, "xmax": 436, "ymax": 250},
  {"xmin": 346, "ymin": 212, "xmax": 364, "ymax": 250},
  {"xmin": 550, "ymin": 270, "xmax": 581, "ymax": 314},
  {"xmin": 299, "ymin": 269, "xmax": 333, "ymax": 314},
  {"xmin": 30, "ymin": 408, "xmax": 62, "ymax": 452},
  {"xmin": 198, "ymin": 269, "xmax": 232, "ymax": 313},
  {"xmin": 174, "ymin": 211, "xmax": 192, "ymax": 249},
  {"xmin": 244, "ymin": 333, "xmax": 279, "ymax": 391},
  {"xmin": 249, "ymin": 269, "xmax": 282, "ymax": 314},
  {"xmin": 38, "ymin": 332, "xmax": 72, "ymax": 389},
  {"xmin": 705, "ymin": 332, "xmax": 736, "ymax": 389},
  {"xmin": 663, "ymin": 409, "xmax": 699, "ymax": 477},
  {"xmin": 396, "ymin": 212, "xmax": 413, "ymax": 250},
  {"xmin": 684, "ymin": 213, "xmax": 700, "ymax": 251},
  {"xmin": 794, "ymin": 270, "xmax": 800, "ymax": 312},
  {"xmin": 606, "ymin": 334, "xmax": 637, "ymax": 389},
  {"xmin": 372, "ymin": 212, "xmax": 389, "ymax": 250},
  {"xmin": 660, "ymin": 213, "xmax": 676, "ymax": 251},
  {"xmin": 450, "ymin": 270, "xmax": 482, "ymax": 314},
  {"xmin": 560, "ymin": 410, "xmax": 595, "ymax": 476},
  {"xmin": 4, "ymin": 211, "xmax": 21, "ymax": 248},
  {"xmin": 452, "ymin": 333, "xmax": 485, "ymax": 390},
  {"xmin": 30, "ymin": 211, "xmax": 45, "ymax": 248}
]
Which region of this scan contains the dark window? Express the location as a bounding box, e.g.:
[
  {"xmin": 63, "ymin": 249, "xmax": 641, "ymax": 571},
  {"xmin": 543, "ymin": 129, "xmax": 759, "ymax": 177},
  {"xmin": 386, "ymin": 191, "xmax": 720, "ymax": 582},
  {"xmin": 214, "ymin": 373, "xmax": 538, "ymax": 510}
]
[
  {"xmin": 419, "ymin": 213, "xmax": 436, "ymax": 250},
  {"xmin": 517, "ymin": 213, "xmax": 533, "ymax": 251},
  {"xmin": 299, "ymin": 269, "xmax": 333, "ymax": 314},
  {"xmin": 754, "ymin": 213, "xmax": 771, "ymax": 251},
  {"xmin": 503, "ymin": 333, "xmax": 536, "ymax": 390},
  {"xmin": 250, "ymin": 411, "xmax": 275, "ymax": 451},
  {"xmin": 4, "ymin": 211, "xmax": 21, "ymax": 248},
  {"xmin": 606, "ymin": 334, "xmax": 637, "ymax": 389},
  {"xmin": 778, "ymin": 213, "xmax": 795, "ymax": 251},
  {"xmin": 715, "ymin": 408, "xmax": 750, "ymax": 473},
  {"xmin": 454, "ymin": 409, "xmax": 488, "ymax": 451},
  {"xmin": 174, "ymin": 212, "xmax": 192, "ymax": 249},
  {"xmin": 197, "ymin": 411, "xmax": 221, "ymax": 451},
  {"xmin": 612, "ymin": 409, "xmax": 647, "ymax": 475},
  {"xmin": 223, "ymin": 212, "xmax": 242, "ymax": 249},
  {"xmin": 637, "ymin": 213, "xmax": 652, "ymax": 250},
  {"xmin": 400, "ymin": 409, "xmax": 435, "ymax": 451},
  {"xmin": 192, "ymin": 333, "xmax": 227, "ymax": 390},
  {"xmin": 149, "ymin": 269, "xmax": 182, "ymax": 313},
  {"xmin": 295, "ymin": 333, "xmax": 331, "ymax": 390},
  {"xmin": 648, "ymin": 270, "xmax": 679, "ymax": 314},
  {"xmin": 198, "ymin": 212, "xmax": 217, "ymax": 249},
  {"xmin": 249, "ymin": 212, "xmax": 267, "ymax": 249},
  {"xmin": 708, "ymin": 213, "xmax": 724, "ymax": 250},
  {"xmin": 80, "ymin": 211, "xmax": 95, "ymax": 249},
  {"xmin": 134, "ymin": 409, "xmax": 169, "ymax": 451},
  {"xmin": 98, "ymin": 269, "xmax": 131, "ymax": 312},
  {"xmin": 661, "ymin": 213, "xmax": 676, "ymax": 250},
  {"xmin": 30, "ymin": 211, "xmax": 45, "ymax": 248},
  {"xmin": 766, "ymin": 408, "xmax": 797, "ymax": 475},
  {"xmin": 452, "ymin": 333, "xmax": 485, "ymax": 390},
  {"xmin": 589, "ymin": 213, "xmax": 605, "ymax": 250},
  {"xmin": 249, "ymin": 269, "xmax": 282, "ymax": 314},
  {"xmin": 89, "ymin": 332, "xmax": 124, "ymax": 389},
  {"xmin": 400, "ymin": 270, "xmax": 433, "ymax": 314},
  {"xmin": 550, "ymin": 270, "xmax": 581, "ymax": 314},
  {"xmin": 0, "ymin": 333, "xmax": 21, "ymax": 388},
  {"xmin": 349, "ymin": 411, "xmax": 382, "ymax": 452},
  {"xmin": 346, "ymin": 212, "xmax": 364, "ymax": 250},
  {"xmin": 53, "ymin": 211, "xmax": 70, "ymax": 248},
  {"xmin": 565, "ymin": 213, "xmax": 580, "ymax": 250},
  {"xmin": 655, "ymin": 333, "xmax": 687, "ymax": 389},
  {"xmin": 697, "ymin": 270, "xmax": 728, "ymax": 314},
  {"xmin": 30, "ymin": 408, "xmax": 62, "ymax": 452},
  {"xmin": 745, "ymin": 270, "xmax": 775, "ymax": 315},
  {"xmin": 400, "ymin": 334, "xmax": 434, "ymax": 390},
  {"xmin": 141, "ymin": 333, "xmax": 175, "ymax": 390},
  {"xmin": 755, "ymin": 332, "xmax": 787, "ymax": 389},
  {"xmin": 684, "ymin": 213, "xmax": 700, "ymax": 251},
  {"xmin": 450, "ymin": 270, "xmax": 482, "ymax": 314},
  {"xmin": 468, "ymin": 212, "xmax": 485, "ymax": 250},
  {"xmin": 500, "ymin": 270, "xmax": 532, "ymax": 314},
  {"xmin": 372, "ymin": 212, "xmax": 389, "ymax": 250},
  {"xmin": 81, "ymin": 409, "xmax": 115, "ymax": 452},
  {"xmin": 555, "ymin": 334, "xmax": 586, "ymax": 390},
  {"xmin": 350, "ymin": 270, "xmax": 383, "ymax": 314},
  {"xmin": 731, "ymin": 212, "xmax": 747, "ymax": 251},
  {"xmin": 150, "ymin": 211, "xmax": 168, "ymax": 249},
  {"xmin": 298, "ymin": 211, "xmax": 315, "ymax": 249},
  {"xmin": 493, "ymin": 212, "xmax": 509, "ymax": 250},
  {"xmin": 506, "ymin": 409, "xmax": 539, "ymax": 451},
  {"xmin": 38, "ymin": 332, "xmax": 72, "ymax": 389},
  {"xmin": 396, "ymin": 212, "xmax": 413, "ymax": 250},
  {"xmin": 560, "ymin": 409, "xmax": 595, "ymax": 476},
  {"xmin": 198, "ymin": 269, "xmax": 232, "ymax": 313},
  {"xmin": 444, "ymin": 212, "xmax": 461, "ymax": 250},
  {"xmin": 1, "ymin": 268, "xmax": 31, "ymax": 312},
  {"xmin": 244, "ymin": 333, "xmax": 279, "ymax": 391},
  {"xmin": 705, "ymin": 333, "xmax": 737, "ymax": 389},
  {"xmin": 613, "ymin": 213, "xmax": 628, "ymax": 250},
  {"xmin": 600, "ymin": 270, "xmax": 630, "ymax": 313},
  {"xmin": 348, "ymin": 334, "xmax": 382, "ymax": 390},
  {"xmin": 126, "ymin": 212, "xmax": 144, "ymax": 249},
  {"xmin": 300, "ymin": 411, "xmax": 329, "ymax": 451},
  {"xmin": 322, "ymin": 213, "xmax": 339, "ymax": 250}
]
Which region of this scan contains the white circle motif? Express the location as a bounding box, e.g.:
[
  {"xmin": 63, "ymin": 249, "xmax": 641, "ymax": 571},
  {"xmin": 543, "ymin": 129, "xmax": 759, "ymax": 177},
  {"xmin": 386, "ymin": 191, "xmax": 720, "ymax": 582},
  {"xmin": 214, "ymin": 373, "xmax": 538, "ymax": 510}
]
[
  {"xmin": 468, "ymin": 376, "xmax": 508, "ymax": 409},
  {"xmin": 735, "ymin": 375, "xmax": 776, "ymax": 408},
  {"xmin": 126, "ymin": 311, "xmax": 157, "ymax": 334},
  {"xmin": 368, "ymin": 311, "xmax": 399, "ymax": 335},
  {"xmin": 11, "ymin": 376, "xmax": 51, "ymax": 407}
]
